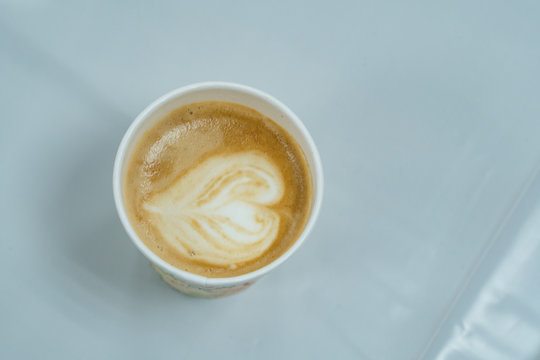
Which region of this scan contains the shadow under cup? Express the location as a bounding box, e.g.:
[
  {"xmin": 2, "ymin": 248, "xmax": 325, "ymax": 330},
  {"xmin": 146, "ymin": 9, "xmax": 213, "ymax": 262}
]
[{"xmin": 113, "ymin": 82, "xmax": 323, "ymax": 298}]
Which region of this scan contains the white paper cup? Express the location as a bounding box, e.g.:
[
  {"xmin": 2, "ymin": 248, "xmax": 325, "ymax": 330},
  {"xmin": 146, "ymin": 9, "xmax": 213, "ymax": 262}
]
[{"xmin": 113, "ymin": 82, "xmax": 323, "ymax": 298}]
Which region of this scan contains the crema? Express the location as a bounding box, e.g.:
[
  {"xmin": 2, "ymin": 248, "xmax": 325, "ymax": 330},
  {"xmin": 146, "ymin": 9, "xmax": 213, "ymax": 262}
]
[{"xmin": 124, "ymin": 101, "xmax": 312, "ymax": 277}]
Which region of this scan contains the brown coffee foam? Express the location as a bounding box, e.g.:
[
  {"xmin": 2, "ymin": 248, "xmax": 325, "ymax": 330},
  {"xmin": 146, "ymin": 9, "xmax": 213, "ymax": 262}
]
[{"xmin": 124, "ymin": 101, "xmax": 312, "ymax": 277}]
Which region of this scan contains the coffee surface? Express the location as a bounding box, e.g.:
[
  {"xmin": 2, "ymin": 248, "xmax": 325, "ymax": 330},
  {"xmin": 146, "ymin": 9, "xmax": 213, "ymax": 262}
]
[{"xmin": 124, "ymin": 101, "xmax": 312, "ymax": 277}]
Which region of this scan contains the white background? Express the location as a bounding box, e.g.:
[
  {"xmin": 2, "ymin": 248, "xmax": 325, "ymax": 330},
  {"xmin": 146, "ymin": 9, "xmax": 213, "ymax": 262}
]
[{"xmin": 1, "ymin": 1, "xmax": 539, "ymax": 359}]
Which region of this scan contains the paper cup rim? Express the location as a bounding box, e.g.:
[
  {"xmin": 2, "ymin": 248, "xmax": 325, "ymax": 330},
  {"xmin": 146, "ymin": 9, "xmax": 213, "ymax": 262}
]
[{"xmin": 113, "ymin": 81, "xmax": 323, "ymax": 287}]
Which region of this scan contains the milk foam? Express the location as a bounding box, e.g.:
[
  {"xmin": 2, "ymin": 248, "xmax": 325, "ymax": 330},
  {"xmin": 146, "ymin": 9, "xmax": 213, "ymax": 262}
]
[{"xmin": 144, "ymin": 151, "xmax": 285, "ymax": 266}]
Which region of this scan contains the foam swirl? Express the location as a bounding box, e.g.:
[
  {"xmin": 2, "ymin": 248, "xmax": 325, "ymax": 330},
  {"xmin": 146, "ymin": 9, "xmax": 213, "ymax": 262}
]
[{"xmin": 143, "ymin": 151, "xmax": 285, "ymax": 267}]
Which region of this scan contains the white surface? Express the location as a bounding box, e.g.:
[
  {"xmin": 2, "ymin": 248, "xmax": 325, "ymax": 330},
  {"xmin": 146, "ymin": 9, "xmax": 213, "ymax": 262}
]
[{"xmin": 1, "ymin": 1, "xmax": 540, "ymax": 359}]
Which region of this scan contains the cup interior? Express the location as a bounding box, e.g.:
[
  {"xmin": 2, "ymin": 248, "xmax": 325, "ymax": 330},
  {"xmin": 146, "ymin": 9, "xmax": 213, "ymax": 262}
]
[{"xmin": 113, "ymin": 82, "xmax": 323, "ymax": 287}]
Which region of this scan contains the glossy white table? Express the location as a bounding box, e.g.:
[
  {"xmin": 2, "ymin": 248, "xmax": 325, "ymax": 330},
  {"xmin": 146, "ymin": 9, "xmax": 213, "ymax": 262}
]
[{"xmin": 1, "ymin": 1, "xmax": 539, "ymax": 359}]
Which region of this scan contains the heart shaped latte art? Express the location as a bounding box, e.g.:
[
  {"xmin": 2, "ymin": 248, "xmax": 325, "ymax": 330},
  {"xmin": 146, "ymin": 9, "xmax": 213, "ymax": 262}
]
[{"xmin": 143, "ymin": 151, "xmax": 285, "ymax": 267}]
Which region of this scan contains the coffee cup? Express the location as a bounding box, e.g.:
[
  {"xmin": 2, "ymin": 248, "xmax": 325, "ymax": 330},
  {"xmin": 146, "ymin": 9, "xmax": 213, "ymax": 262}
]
[{"xmin": 113, "ymin": 82, "xmax": 323, "ymax": 298}]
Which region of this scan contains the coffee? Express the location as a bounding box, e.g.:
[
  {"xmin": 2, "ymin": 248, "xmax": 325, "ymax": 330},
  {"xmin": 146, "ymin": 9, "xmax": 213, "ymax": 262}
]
[{"xmin": 124, "ymin": 101, "xmax": 312, "ymax": 277}]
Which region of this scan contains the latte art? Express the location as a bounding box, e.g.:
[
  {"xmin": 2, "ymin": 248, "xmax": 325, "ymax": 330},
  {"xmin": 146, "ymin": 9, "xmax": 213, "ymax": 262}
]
[
  {"xmin": 144, "ymin": 151, "xmax": 284, "ymax": 266},
  {"xmin": 124, "ymin": 101, "xmax": 312, "ymax": 277}
]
